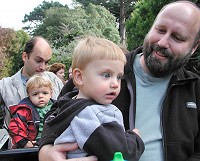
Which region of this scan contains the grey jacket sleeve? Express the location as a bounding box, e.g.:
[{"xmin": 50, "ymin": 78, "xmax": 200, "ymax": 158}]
[{"xmin": 70, "ymin": 105, "xmax": 144, "ymax": 161}]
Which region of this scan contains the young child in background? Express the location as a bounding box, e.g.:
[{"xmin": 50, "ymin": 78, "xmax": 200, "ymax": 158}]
[
  {"xmin": 40, "ymin": 36, "xmax": 144, "ymax": 161},
  {"xmin": 9, "ymin": 74, "xmax": 54, "ymax": 148}
]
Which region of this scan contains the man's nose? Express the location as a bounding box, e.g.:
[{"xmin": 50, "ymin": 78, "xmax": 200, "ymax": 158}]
[
  {"xmin": 157, "ymin": 34, "xmax": 170, "ymax": 49},
  {"xmin": 39, "ymin": 63, "xmax": 46, "ymax": 70}
]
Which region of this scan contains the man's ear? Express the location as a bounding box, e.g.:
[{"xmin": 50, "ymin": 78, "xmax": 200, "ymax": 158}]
[
  {"xmin": 22, "ymin": 52, "xmax": 27, "ymax": 62},
  {"xmin": 73, "ymin": 68, "xmax": 84, "ymax": 86},
  {"xmin": 191, "ymin": 40, "xmax": 200, "ymax": 55}
]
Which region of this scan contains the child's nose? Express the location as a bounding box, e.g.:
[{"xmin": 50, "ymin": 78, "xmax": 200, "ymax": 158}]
[{"xmin": 110, "ymin": 79, "xmax": 119, "ymax": 88}]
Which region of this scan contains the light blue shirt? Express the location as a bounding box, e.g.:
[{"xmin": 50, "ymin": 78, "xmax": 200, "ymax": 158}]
[{"xmin": 134, "ymin": 54, "xmax": 171, "ymax": 161}]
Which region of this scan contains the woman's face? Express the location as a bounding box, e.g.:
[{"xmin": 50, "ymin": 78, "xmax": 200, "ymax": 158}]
[
  {"xmin": 68, "ymin": 67, "xmax": 72, "ymax": 79},
  {"xmin": 56, "ymin": 68, "xmax": 65, "ymax": 82}
]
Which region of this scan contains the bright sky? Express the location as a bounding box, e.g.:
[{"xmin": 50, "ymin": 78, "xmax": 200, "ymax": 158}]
[{"xmin": 0, "ymin": 0, "xmax": 72, "ymax": 30}]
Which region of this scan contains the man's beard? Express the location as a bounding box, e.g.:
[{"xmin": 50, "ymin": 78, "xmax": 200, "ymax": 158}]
[{"xmin": 143, "ymin": 39, "xmax": 192, "ymax": 77}]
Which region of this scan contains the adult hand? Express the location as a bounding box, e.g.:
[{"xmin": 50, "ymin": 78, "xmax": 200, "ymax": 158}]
[
  {"xmin": 24, "ymin": 141, "xmax": 36, "ymax": 148},
  {"xmin": 133, "ymin": 128, "xmax": 141, "ymax": 137},
  {"xmin": 38, "ymin": 143, "xmax": 98, "ymax": 161}
]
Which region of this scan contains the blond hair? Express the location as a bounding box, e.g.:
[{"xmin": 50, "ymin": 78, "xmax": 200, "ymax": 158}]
[
  {"xmin": 72, "ymin": 36, "xmax": 127, "ymax": 70},
  {"xmin": 26, "ymin": 74, "xmax": 53, "ymax": 94}
]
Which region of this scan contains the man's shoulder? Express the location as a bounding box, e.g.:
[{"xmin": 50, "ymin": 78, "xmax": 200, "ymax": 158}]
[
  {"xmin": 44, "ymin": 71, "xmax": 57, "ymax": 77},
  {"xmin": 43, "ymin": 71, "xmax": 63, "ymax": 90},
  {"xmin": 0, "ymin": 76, "xmax": 12, "ymax": 83},
  {"xmin": 0, "ymin": 72, "xmax": 20, "ymax": 85},
  {"xmin": 125, "ymin": 46, "xmax": 142, "ymax": 64},
  {"xmin": 44, "ymin": 71, "xmax": 62, "ymax": 82},
  {"xmin": 0, "ymin": 70, "xmax": 21, "ymax": 82},
  {"xmin": 180, "ymin": 68, "xmax": 200, "ymax": 80}
]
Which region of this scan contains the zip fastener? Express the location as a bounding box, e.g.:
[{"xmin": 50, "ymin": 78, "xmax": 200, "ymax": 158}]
[
  {"xmin": 161, "ymin": 94, "xmax": 166, "ymax": 161},
  {"xmin": 161, "ymin": 82, "xmax": 178, "ymax": 161},
  {"xmin": 126, "ymin": 78, "xmax": 135, "ymax": 130},
  {"xmin": 26, "ymin": 120, "xmax": 40, "ymax": 138},
  {"xmin": 161, "ymin": 72, "xmax": 193, "ymax": 160}
]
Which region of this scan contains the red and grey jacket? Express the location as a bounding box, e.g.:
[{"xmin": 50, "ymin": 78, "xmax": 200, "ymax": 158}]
[{"xmin": 8, "ymin": 97, "xmax": 54, "ymax": 148}]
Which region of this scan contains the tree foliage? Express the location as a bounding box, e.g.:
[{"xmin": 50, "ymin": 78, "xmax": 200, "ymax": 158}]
[
  {"xmin": 75, "ymin": 0, "xmax": 135, "ymax": 19},
  {"xmin": 0, "ymin": 28, "xmax": 15, "ymax": 78},
  {"xmin": 60, "ymin": 3, "xmax": 120, "ymax": 50},
  {"xmin": 22, "ymin": 1, "xmax": 66, "ymax": 35},
  {"xmin": 26, "ymin": 3, "xmax": 120, "ymax": 70},
  {"xmin": 10, "ymin": 30, "xmax": 30, "ymax": 75},
  {"xmin": 33, "ymin": 3, "xmax": 120, "ymax": 45},
  {"xmin": 33, "ymin": 6, "xmax": 70, "ymax": 48},
  {"xmin": 75, "ymin": 0, "xmax": 137, "ymax": 44},
  {"xmin": 0, "ymin": 28, "xmax": 29, "ymax": 78}
]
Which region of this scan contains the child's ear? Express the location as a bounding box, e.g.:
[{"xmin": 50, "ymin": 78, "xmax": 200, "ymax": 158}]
[{"xmin": 73, "ymin": 68, "xmax": 83, "ymax": 86}]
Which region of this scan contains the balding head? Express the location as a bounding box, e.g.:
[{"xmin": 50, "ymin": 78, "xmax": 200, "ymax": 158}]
[
  {"xmin": 24, "ymin": 36, "xmax": 52, "ymax": 56},
  {"xmin": 157, "ymin": 1, "xmax": 200, "ymax": 45}
]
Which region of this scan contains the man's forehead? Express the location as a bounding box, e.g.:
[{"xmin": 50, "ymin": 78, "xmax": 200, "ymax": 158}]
[
  {"xmin": 32, "ymin": 55, "xmax": 51, "ymax": 61},
  {"xmin": 159, "ymin": 2, "xmax": 200, "ymax": 20},
  {"xmin": 30, "ymin": 45, "xmax": 52, "ymax": 59},
  {"xmin": 155, "ymin": 3, "xmax": 200, "ymax": 33}
]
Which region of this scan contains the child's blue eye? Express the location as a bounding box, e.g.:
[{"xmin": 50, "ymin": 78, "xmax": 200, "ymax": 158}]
[
  {"xmin": 102, "ymin": 73, "xmax": 110, "ymax": 78},
  {"xmin": 117, "ymin": 75, "xmax": 123, "ymax": 80}
]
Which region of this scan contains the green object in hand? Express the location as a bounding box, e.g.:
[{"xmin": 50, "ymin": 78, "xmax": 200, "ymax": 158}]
[{"xmin": 112, "ymin": 152, "xmax": 127, "ymax": 161}]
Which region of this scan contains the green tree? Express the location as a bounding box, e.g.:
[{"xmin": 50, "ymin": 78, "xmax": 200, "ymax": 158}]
[
  {"xmin": 10, "ymin": 30, "xmax": 30, "ymax": 75},
  {"xmin": 22, "ymin": 1, "xmax": 66, "ymax": 35},
  {"xmin": 74, "ymin": 0, "xmax": 135, "ymax": 19},
  {"xmin": 30, "ymin": 3, "xmax": 120, "ymax": 69},
  {"xmin": 0, "ymin": 28, "xmax": 29, "ymax": 78},
  {"xmin": 0, "ymin": 27, "xmax": 15, "ymax": 78},
  {"xmin": 33, "ymin": 7, "xmax": 70, "ymax": 48},
  {"xmin": 60, "ymin": 3, "xmax": 120, "ymax": 58},
  {"xmin": 22, "ymin": 1, "xmax": 120, "ymax": 69},
  {"xmin": 75, "ymin": 0, "xmax": 136, "ymax": 45},
  {"xmin": 39, "ymin": 3, "xmax": 120, "ymax": 45}
]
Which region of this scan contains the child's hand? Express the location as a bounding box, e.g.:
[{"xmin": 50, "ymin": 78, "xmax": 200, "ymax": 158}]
[
  {"xmin": 24, "ymin": 141, "xmax": 36, "ymax": 148},
  {"xmin": 133, "ymin": 128, "xmax": 141, "ymax": 137}
]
